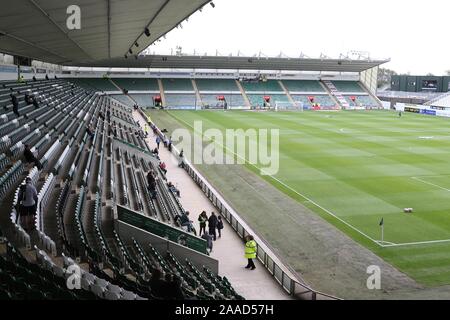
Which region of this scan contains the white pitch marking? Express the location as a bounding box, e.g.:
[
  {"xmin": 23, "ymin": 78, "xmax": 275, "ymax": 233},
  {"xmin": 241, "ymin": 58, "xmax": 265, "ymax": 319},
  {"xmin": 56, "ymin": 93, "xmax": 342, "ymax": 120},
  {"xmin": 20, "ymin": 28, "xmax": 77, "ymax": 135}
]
[
  {"xmin": 411, "ymin": 176, "xmax": 450, "ymax": 192},
  {"xmin": 169, "ymin": 111, "xmax": 382, "ymax": 247},
  {"xmin": 381, "ymin": 238, "xmax": 450, "ymax": 248}
]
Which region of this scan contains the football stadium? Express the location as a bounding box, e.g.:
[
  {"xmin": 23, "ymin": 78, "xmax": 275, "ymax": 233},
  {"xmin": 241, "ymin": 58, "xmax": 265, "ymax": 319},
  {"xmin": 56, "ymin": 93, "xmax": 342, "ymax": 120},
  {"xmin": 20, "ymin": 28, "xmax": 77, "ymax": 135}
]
[{"xmin": 1, "ymin": 0, "xmax": 450, "ymax": 307}]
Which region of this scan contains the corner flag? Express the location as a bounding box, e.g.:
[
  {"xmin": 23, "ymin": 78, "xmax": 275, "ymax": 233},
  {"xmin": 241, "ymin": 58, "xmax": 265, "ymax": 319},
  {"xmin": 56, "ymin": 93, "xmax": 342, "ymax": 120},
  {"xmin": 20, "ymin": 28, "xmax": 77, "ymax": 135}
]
[{"xmin": 379, "ymin": 218, "xmax": 384, "ymax": 244}]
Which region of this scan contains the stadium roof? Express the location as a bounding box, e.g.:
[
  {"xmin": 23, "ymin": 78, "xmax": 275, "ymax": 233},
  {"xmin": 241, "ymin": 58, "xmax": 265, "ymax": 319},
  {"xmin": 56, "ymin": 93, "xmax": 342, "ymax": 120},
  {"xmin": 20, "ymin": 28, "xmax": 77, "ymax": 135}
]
[
  {"xmin": 68, "ymin": 54, "xmax": 390, "ymax": 72},
  {"xmin": 0, "ymin": 0, "xmax": 211, "ymax": 65}
]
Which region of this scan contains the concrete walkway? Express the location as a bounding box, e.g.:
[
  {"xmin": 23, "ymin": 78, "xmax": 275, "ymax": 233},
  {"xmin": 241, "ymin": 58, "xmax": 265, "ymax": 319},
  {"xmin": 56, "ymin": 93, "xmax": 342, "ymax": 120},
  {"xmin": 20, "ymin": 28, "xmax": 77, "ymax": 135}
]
[{"xmin": 133, "ymin": 110, "xmax": 291, "ymax": 300}]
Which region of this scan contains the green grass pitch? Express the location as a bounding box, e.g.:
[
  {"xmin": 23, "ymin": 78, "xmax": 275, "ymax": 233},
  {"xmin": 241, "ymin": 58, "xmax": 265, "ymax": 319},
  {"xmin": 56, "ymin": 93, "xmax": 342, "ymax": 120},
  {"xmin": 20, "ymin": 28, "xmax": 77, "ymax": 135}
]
[{"xmin": 159, "ymin": 109, "xmax": 450, "ymax": 286}]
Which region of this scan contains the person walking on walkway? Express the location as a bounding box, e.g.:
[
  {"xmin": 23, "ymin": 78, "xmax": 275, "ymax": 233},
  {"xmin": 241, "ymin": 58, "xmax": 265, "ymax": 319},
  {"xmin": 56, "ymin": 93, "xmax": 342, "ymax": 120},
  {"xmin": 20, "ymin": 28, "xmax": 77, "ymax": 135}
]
[
  {"xmin": 208, "ymin": 212, "xmax": 218, "ymax": 241},
  {"xmin": 156, "ymin": 136, "xmax": 161, "ymax": 149},
  {"xmin": 198, "ymin": 211, "xmax": 208, "ymax": 236},
  {"xmin": 217, "ymin": 215, "xmax": 224, "ymax": 238},
  {"xmin": 244, "ymin": 235, "xmax": 257, "ymax": 270}
]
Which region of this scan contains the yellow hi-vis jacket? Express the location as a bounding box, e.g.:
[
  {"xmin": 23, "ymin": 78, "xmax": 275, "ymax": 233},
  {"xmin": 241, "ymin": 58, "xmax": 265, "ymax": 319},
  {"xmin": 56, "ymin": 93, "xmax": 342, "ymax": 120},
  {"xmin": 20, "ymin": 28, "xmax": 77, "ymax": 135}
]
[
  {"xmin": 244, "ymin": 240, "xmax": 257, "ymax": 259},
  {"xmin": 147, "ymin": 115, "xmax": 152, "ymax": 123}
]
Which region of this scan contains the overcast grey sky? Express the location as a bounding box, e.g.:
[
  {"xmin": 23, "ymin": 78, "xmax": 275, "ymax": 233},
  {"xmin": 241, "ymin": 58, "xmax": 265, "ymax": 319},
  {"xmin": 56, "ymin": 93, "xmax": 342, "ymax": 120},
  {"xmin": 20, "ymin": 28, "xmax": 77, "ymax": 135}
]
[{"xmin": 154, "ymin": 0, "xmax": 450, "ymax": 75}]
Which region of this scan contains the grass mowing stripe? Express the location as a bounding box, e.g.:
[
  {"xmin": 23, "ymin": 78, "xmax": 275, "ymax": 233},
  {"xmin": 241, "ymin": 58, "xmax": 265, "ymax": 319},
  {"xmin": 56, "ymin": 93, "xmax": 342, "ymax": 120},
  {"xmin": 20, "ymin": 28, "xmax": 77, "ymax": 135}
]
[{"xmin": 167, "ymin": 110, "xmax": 383, "ymax": 246}]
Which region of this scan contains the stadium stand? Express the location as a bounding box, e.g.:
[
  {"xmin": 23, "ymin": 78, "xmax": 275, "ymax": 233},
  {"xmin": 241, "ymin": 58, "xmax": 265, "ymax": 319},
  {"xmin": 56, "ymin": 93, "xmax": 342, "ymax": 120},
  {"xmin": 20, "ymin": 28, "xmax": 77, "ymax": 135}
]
[
  {"xmin": 111, "ymin": 78, "xmax": 159, "ymax": 91},
  {"xmin": 247, "ymin": 94, "xmax": 290, "ymax": 107},
  {"xmin": 130, "ymin": 95, "xmax": 156, "ymax": 108},
  {"xmin": 331, "ymin": 81, "xmax": 365, "ymax": 93},
  {"xmin": 200, "ymin": 94, "xmax": 246, "ymax": 108},
  {"xmin": 162, "ymin": 79, "xmax": 194, "ymax": 92},
  {"xmin": 282, "ymin": 80, "xmax": 325, "ymax": 93},
  {"xmin": 240, "ymin": 80, "xmax": 283, "ymax": 92},
  {"xmin": 65, "ymin": 78, "xmax": 117, "ymax": 92},
  {"xmin": 195, "ymin": 79, "xmax": 239, "ymax": 92},
  {"xmin": 0, "ymin": 78, "xmax": 242, "ymax": 300},
  {"xmin": 345, "ymin": 95, "xmax": 379, "ymax": 107},
  {"xmin": 165, "ymin": 94, "xmax": 198, "ymax": 108}
]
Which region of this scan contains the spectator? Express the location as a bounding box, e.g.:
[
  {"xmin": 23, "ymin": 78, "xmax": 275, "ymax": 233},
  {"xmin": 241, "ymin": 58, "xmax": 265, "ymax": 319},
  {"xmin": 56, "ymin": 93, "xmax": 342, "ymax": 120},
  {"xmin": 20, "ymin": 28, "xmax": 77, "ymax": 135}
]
[
  {"xmin": 23, "ymin": 144, "xmax": 42, "ymax": 170},
  {"xmin": 159, "ymin": 162, "xmax": 167, "ymax": 175},
  {"xmin": 201, "ymin": 232, "xmax": 213, "ymax": 254},
  {"xmin": 32, "ymin": 76, "xmax": 37, "ymax": 82},
  {"xmin": 144, "ymin": 124, "xmax": 149, "ymax": 137},
  {"xmin": 168, "ymin": 182, "xmax": 180, "ymax": 197},
  {"xmin": 99, "ymin": 111, "xmax": 105, "ymax": 121},
  {"xmin": 16, "ymin": 177, "xmax": 38, "ymax": 232},
  {"xmin": 147, "ymin": 170, "xmax": 157, "ymax": 198},
  {"xmin": 152, "ymin": 148, "xmax": 159, "ymax": 156},
  {"xmin": 167, "ymin": 275, "xmax": 185, "ymax": 300},
  {"xmin": 86, "ymin": 124, "xmax": 95, "ymax": 139},
  {"xmin": 45, "ymin": 74, "xmax": 49, "ymax": 80},
  {"xmin": 198, "ymin": 211, "xmax": 208, "ymax": 236},
  {"xmin": 244, "ymin": 235, "xmax": 257, "ymax": 270},
  {"xmin": 208, "ymin": 212, "xmax": 218, "ymax": 241},
  {"xmin": 109, "ymin": 126, "xmax": 117, "ymax": 137},
  {"xmin": 10, "ymin": 93, "xmax": 19, "ymax": 117},
  {"xmin": 168, "ymin": 136, "xmax": 173, "ymax": 152},
  {"xmin": 217, "ymin": 215, "xmax": 224, "ymax": 238},
  {"xmin": 149, "ymin": 269, "xmax": 167, "ymax": 298},
  {"xmin": 24, "ymin": 90, "xmax": 33, "ymax": 104},
  {"xmin": 178, "ymin": 149, "xmax": 185, "ymax": 169},
  {"xmin": 176, "ymin": 211, "xmax": 194, "ymax": 233},
  {"xmin": 32, "ymin": 96, "xmax": 39, "ymax": 109},
  {"xmin": 156, "ymin": 136, "xmax": 161, "ymax": 149}
]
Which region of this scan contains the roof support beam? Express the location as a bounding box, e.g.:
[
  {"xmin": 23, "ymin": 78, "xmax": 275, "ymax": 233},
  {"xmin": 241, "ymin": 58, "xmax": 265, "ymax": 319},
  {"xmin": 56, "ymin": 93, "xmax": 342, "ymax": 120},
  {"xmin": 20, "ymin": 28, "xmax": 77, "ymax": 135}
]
[
  {"xmin": 124, "ymin": 0, "xmax": 171, "ymax": 57},
  {"xmin": 107, "ymin": 0, "xmax": 111, "ymax": 59},
  {"xmin": 0, "ymin": 29, "xmax": 71, "ymax": 63},
  {"xmin": 27, "ymin": 0, "xmax": 93, "ymax": 61}
]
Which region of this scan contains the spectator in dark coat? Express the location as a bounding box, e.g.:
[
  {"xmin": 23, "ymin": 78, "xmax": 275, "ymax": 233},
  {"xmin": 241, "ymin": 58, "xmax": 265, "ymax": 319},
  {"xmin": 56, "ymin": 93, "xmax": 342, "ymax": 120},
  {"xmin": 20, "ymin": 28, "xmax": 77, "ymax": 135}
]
[
  {"xmin": 147, "ymin": 170, "xmax": 157, "ymax": 198},
  {"xmin": 149, "ymin": 269, "xmax": 167, "ymax": 298},
  {"xmin": 23, "ymin": 144, "xmax": 42, "ymax": 170},
  {"xmin": 11, "ymin": 93, "xmax": 19, "ymax": 117},
  {"xmin": 217, "ymin": 215, "xmax": 224, "ymax": 238},
  {"xmin": 167, "ymin": 275, "xmax": 185, "ymax": 300},
  {"xmin": 208, "ymin": 212, "xmax": 218, "ymax": 241},
  {"xmin": 24, "ymin": 90, "xmax": 33, "ymax": 104},
  {"xmin": 32, "ymin": 96, "xmax": 39, "ymax": 109},
  {"xmin": 198, "ymin": 211, "xmax": 208, "ymax": 236}
]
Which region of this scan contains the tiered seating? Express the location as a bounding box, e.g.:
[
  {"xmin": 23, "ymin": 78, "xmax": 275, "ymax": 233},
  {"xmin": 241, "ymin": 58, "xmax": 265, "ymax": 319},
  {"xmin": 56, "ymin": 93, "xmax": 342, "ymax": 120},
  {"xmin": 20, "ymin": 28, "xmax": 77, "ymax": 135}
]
[
  {"xmin": 201, "ymin": 94, "xmax": 245, "ymax": 107},
  {"xmin": 291, "ymin": 94, "xmax": 336, "ymax": 108},
  {"xmin": 282, "ymin": 80, "xmax": 325, "ymax": 92},
  {"xmin": 111, "ymin": 78, "xmax": 159, "ymax": 91},
  {"xmin": 130, "ymin": 94, "xmax": 155, "ymax": 107},
  {"xmin": 345, "ymin": 95, "xmax": 379, "ymax": 107},
  {"xmin": 165, "ymin": 94, "xmax": 197, "ymax": 108},
  {"xmin": 241, "ymin": 80, "xmax": 282, "ymax": 92},
  {"xmin": 65, "ymin": 78, "xmax": 117, "ymax": 91},
  {"xmin": 111, "ymin": 95, "xmax": 133, "ymax": 107},
  {"xmin": 162, "ymin": 79, "xmax": 193, "ymax": 91},
  {"xmin": 195, "ymin": 79, "xmax": 239, "ymax": 92},
  {"xmin": 0, "ymin": 242, "xmax": 97, "ymax": 300},
  {"xmin": 247, "ymin": 94, "xmax": 290, "ymax": 107},
  {"xmin": 331, "ymin": 81, "xmax": 364, "ymax": 92},
  {"xmin": 0, "ymin": 78, "xmax": 242, "ymax": 301}
]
